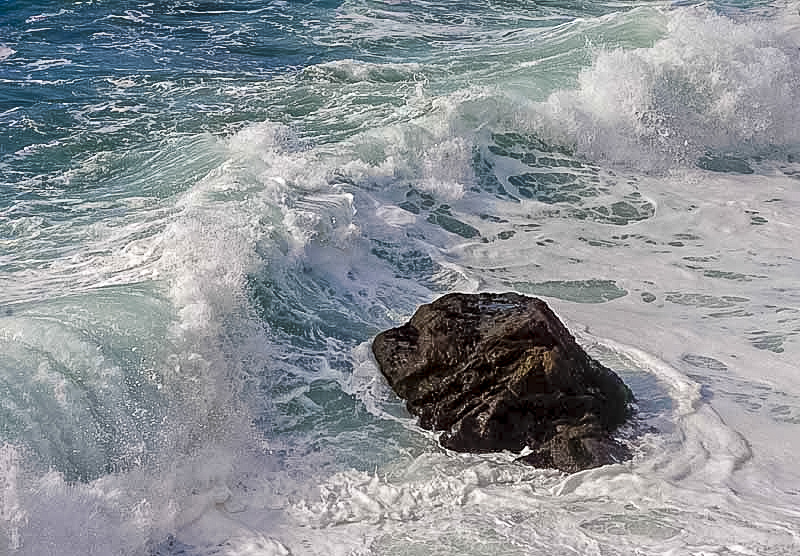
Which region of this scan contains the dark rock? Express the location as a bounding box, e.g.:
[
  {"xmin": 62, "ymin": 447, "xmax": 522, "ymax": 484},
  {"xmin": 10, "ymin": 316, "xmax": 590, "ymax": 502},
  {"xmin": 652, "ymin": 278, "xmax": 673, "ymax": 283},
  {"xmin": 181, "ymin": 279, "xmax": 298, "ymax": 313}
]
[{"xmin": 371, "ymin": 292, "xmax": 634, "ymax": 472}]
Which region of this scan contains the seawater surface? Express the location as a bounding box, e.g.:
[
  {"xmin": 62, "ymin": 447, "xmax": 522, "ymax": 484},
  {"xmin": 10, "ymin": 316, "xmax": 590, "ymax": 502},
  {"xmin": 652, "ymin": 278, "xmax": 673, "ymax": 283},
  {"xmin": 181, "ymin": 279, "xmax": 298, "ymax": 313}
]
[{"xmin": 2, "ymin": 1, "xmax": 800, "ymax": 554}]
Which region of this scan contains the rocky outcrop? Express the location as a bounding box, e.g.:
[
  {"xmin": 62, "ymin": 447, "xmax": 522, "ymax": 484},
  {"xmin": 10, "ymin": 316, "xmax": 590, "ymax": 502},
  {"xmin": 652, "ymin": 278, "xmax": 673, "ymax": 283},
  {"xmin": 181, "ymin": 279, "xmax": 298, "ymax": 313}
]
[{"xmin": 371, "ymin": 292, "xmax": 634, "ymax": 472}]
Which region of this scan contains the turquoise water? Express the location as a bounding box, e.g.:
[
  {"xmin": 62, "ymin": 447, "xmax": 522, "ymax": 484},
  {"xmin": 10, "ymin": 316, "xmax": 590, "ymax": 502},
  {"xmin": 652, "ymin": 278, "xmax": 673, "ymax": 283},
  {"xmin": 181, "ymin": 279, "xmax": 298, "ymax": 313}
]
[{"xmin": 2, "ymin": 1, "xmax": 800, "ymax": 554}]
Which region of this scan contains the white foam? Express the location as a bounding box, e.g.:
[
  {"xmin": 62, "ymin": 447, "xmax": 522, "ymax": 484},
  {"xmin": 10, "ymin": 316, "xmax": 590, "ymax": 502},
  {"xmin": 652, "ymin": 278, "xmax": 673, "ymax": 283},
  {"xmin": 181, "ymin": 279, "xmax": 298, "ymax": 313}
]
[
  {"xmin": 0, "ymin": 120, "xmax": 336, "ymax": 553},
  {"xmin": 417, "ymin": 136, "xmax": 472, "ymax": 201},
  {"xmin": 24, "ymin": 10, "xmax": 69, "ymax": 24},
  {"xmin": 0, "ymin": 444, "xmax": 24, "ymax": 551},
  {"xmin": 0, "ymin": 47, "xmax": 15, "ymax": 62},
  {"xmin": 535, "ymin": 5, "xmax": 800, "ymax": 169},
  {"xmin": 5, "ymin": 2, "xmax": 800, "ymax": 554},
  {"xmin": 303, "ymin": 59, "xmax": 423, "ymax": 83},
  {"xmin": 23, "ymin": 59, "xmax": 73, "ymax": 72}
]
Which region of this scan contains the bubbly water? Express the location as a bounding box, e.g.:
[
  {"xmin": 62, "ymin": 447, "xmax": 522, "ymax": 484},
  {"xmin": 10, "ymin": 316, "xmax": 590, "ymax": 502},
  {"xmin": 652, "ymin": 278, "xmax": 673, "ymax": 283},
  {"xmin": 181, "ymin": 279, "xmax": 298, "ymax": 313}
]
[{"xmin": 2, "ymin": 1, "xmax": 800, "ymax": 554}]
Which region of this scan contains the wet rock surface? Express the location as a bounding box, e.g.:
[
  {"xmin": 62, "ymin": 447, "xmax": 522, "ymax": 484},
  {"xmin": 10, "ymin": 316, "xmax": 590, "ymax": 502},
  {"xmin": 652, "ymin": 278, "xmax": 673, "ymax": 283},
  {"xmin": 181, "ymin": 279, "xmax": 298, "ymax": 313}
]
[{"xmin": 371, "ymin": 292, "xmax": 634, "ymax": 472}]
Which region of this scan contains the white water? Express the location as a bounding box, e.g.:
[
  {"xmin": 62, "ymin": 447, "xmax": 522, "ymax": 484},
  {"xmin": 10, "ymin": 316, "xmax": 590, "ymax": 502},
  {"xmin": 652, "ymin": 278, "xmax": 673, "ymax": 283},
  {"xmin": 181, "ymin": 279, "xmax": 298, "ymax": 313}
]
[{"xmin": 1, "ymin": 2, "xmax": 800, "ymax": 555}]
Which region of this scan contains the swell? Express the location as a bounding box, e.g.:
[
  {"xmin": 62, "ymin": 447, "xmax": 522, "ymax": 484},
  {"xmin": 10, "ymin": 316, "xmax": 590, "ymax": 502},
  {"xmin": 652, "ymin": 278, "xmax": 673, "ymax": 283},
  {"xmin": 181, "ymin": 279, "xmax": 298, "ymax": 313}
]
[{"xmin": 2, "ymin": 1, "xmax": 800, "ymax": 554}]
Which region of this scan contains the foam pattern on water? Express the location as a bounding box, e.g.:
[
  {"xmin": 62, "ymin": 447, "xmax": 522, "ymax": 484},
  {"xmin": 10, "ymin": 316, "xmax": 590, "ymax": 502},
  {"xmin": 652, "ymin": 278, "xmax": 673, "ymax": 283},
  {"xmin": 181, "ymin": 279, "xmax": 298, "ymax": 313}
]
[
  {"xmin": 251, "ymin": 341, "xmax": 794, "ymax": 556},
  {"xmin": 3, "ymin": 1, "xmax": 800, "ymax": 555}
]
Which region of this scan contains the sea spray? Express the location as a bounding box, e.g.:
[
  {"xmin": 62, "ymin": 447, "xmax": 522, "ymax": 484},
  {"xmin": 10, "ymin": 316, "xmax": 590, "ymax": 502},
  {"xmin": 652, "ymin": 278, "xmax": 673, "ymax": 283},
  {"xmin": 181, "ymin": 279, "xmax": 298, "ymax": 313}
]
[{"xmin": 2, "ymin": 1, "xmax": 800, "ymax": 554}]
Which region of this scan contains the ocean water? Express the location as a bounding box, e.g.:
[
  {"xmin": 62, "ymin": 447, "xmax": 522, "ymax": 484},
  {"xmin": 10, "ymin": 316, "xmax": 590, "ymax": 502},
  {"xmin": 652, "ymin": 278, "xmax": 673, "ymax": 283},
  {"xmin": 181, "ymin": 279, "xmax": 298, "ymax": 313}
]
[{"xmin": 2, "ymin": 0, "xmax": 800, "ymax": 554}]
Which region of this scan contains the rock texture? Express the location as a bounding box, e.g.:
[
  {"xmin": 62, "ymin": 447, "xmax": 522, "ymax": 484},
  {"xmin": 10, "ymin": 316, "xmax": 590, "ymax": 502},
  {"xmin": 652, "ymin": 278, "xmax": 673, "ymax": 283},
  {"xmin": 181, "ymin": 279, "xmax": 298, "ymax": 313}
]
[{"xmin": 371, "ymin": 292, "xmax": 634, "ymax": 472}]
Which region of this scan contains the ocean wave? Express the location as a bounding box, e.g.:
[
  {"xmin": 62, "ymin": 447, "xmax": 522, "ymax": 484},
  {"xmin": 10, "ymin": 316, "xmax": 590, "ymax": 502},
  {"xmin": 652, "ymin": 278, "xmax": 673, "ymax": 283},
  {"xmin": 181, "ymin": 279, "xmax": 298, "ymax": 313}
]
[{"xmin": 533, "ymin": 5, "xmax": 800, "ymax": 170}]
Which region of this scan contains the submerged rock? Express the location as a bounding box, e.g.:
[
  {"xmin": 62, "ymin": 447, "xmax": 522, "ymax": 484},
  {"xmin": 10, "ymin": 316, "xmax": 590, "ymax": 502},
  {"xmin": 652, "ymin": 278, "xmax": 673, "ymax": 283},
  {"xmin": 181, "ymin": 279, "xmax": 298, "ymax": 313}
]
[{"xmin": 371, "ymin": 292, "xmax": 634, "ymax": 472}]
